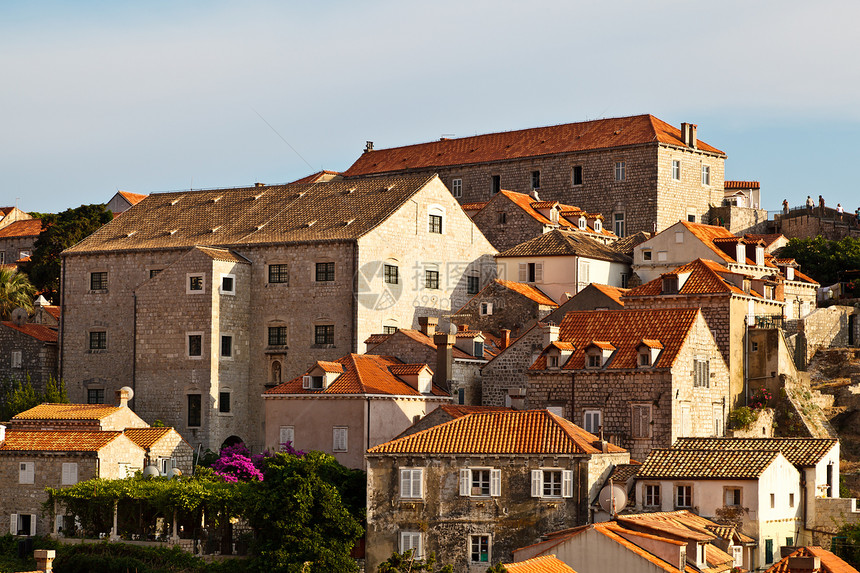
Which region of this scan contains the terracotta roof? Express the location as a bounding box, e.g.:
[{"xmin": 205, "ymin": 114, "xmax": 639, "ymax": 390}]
[
  {"xmin": 792, "ymin": 269, "xmax": 820, "ymax": 285},
  {"xmin": 637, "ymin": 448, "xmax": 780, "ymax": 479},
  {"xmin": 615, "ymin": 510, "xmax": 751, "ymax": 545},
  {"xmin": 366, "ymin": 328, "xmax": 488, "ymax": 360},
  {"xmin": 315, "ymin": 360, "xmax": 345, "ymax": 373},
  {"xmin": 1, "ymin": 321, "xmax": 57, "ymax": 343},
  {"xmin": 264, "ymin": 353, "xmax": 448, "ymax": 397},
  {"xmin": 746, "ymin": 233, "xmax": 784, "ymax": 247},
  {"xmin": 504, "ymin": 555, "xmax": 578, "ymax": 573},
  {"xmin": 587, "ymin": 283, "xmax": 629, "ymax": 306},
  {"xmin": 13, "ymin": 403, "xmax": 123, "ymax": 421},
  {"xmin": 194, "ymin": 246, "xmax": 251, "ymax": 264},
  {"xmin": 495, "ymin": 279, "xmax": 559, "ymax": 307},
  {"xmin": 42, "ymin": 305, "xmax": 61, "ymax": 320},
  {"xmin": 587, "ymin": 340, "xmax": 615, "ymax": 351},
  {"xmin": 613, "ymin": 231, "xmax": 653, "ymax": 256},
  {"xmin": 286, "ymin": 170, "xmax": 341, "ymax": 184},
  {"xmin": 460, "ymin": 201, "xmax": 489, "ymax": 211},
  {"xmin": 624, "ymin": 259, "xmax": 750, "ymax": 298},
  {"xmin": 766, "ymin": 546, "xmax": 859, "ymax": 573},
  {"xmin": 364, "ymin": 333, "xmax": 392, "ymax": 346},
  {"xmin": 0, "ymin": 207, "xmax": 13, "ymax": 216},
  {"xmin": 124, "ymin": 427, "xmax": 173, "ymax": 450},
  {"xmin": 639, "ymin": 339, "xmax": 663, "ymax": 349},
  {"xmin": 367, "ymin": 409, "xmax": 626, "ymax": 455},
  {"xmin": 496, "ymin": 229, "xmax": 631, "ymax": 263},
  {"xmin": 388, "ymin": 363, "xmax": 431, "ymax": 376},
  {"xmin": 0, "ymin": 430, "xmax": 122, "ymax": 452},
  {"xmin": 118, "ymin": 190, "xmax": 149, "ymax": 205},
  {"xmin": 0, "ymin": 219, "xmax": 42, "ymax": 238},
  {"xmin": 607, "ymin": 461, "xmax": 641, "ymax": 484},
  {"xmin": 724, "ymin": 181, "xmax": 760, "ymax": 189},
  {"xmin": 530, "ymin": 308, "xmax": 700, "ymax": 370},
  {"xmin": 63, "ymin": 174, "xmax": 439, "ymax": 255},
  {"xmin": 344, "ymin": 115, "xmax": 724, "ymax": 176},
  {"xmin": 434, "ymin": 404, "xmax": 514, "ymax": 417},
  {"xmin": 550, "ymin": 341, "xmax": 576, "ymax": 351},
  {"xmin": 672, "ymin": 437, "xmax": 838, "ymax": 467}
]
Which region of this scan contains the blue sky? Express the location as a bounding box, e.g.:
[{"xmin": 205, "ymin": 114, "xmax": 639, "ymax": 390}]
[{"xmin": 2, "ymin": 1, "xmax": 859, "ymax": 214}]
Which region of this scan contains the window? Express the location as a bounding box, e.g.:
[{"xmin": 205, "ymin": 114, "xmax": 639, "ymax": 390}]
[
  {"xmin": 149, "ymin": 269, "xmax": 162, "ymax": 278},
  {"xmin": 399, "ymin": 468, "xmax": 424, "ymax": 499},
  {"xmin": 643, "ymin": 250, "xmax": 652, "ymax": 261},
  {"xmin": 765, "ymin": 539, "xmax": 774, "ymax": 564},
  {"xmin": 219, "ymin": 391, "xmax": 231, "ymax": 414},
  {"xmin": 316, "ymin": 262, "xmax": 335, "ymax": 282},
  {"xmin": 614, "ymin": 161, "xmax": 626, "ymax": 181},
  {"xmin": 587, "ymin": 354, "xmax": 601, "ymax": 368},
  {"xmin": 303, "ymin": 375, "xmax": 324, "ymax": 390},
  {"xmin": 10, "ymin": 514, "xmax": 36, "ymax": 537},
  {"xmin": 187, "ymin": 334, "xmax": 202, "ymax": 358},
  {"xmin": 498, "ymin": 212, "xmax": 507, "ymax": 224},
  {"xmin": 770, "ymin": 493, "xmax": 775, "ymax": 508},
  {"xmin": 10, "ymin": 350, "xmax": 22, "ymax": 369},
  {"xmin": 694, "ymin": 358, "xmax": 710, "ymax": 388},
  {"xmin": 632, "ymin": 404, "xmax": 652, "ymax": 438},
  {"xmin": 279, "ymin": 426, "xmax": 295, "ymax": 446},
  {"xmin": 383, "ymin": 325, "xmax": 397, "ymax": 335},
  {"xmin": 518, "ymin": 262, "xmax": 543, "ymax": 283},
  {"xmin": 220, "ymin": 275, "xmax": 235, "ymax": 294},
  {"xmin": 451, "ymin": 178, "xmax": 462, "ymax": 198},
  {"xmin": 457, "ymin": 388, "xmax": 465, "ymax": 404},
  {"xmin": 473, "ymin": 341, "xmax": 484, "ymax": 357},
  {"xmin": 639, "ymin": 352, "xmax": 651, "ymax": 367},
  {"xmin": 621, "ymin": 273, "xmax": 629, "ymax": 288},
  {"xmin": 491, "ymin": 175, "xmax": 501, "ymax": 194},
  {"xmin": 220, "ymin": 335, "xmax": 232, "ymax": 358},
  {"xmin": 713, "ymin": 404, "xmax": 723, "ymax": 437},
  {"xmin": 159, "ymin": 458, "xmax": 174, "ymax": 474},
  {"xmin": 672, "ymin": 159, "xmax": 681, "ymax": 181},
  {"xmin": 479, "ymin": 302, "xmax": 493, "ymax": 315},
  {"xmin": 187, "ymin": 274, "xmax": 204, "ymax": 293},
  {"xmin": 786, "ymin": 536, "xmax": 794, "ymax": 547},
  {"xmin": 701, "ymin": 164, "xmax": 711, "ymax": 185},
  {"xmin": 687, "ymin": 214, "xmax": 697, "ymax": 222},
  {"xmin": 613, "ymin": 213, "xmax": 625, "ymax": 237},
  {"xmin": 644, "ymin": 484, "xmax": 661, "ymax": 507},
  {"xmin": 90, "ymin": 271, "xmax": 108, "ymax": 291},
  {"xmin": 187, "ymin": 394, "xmax": 202, "ymax": 427},
  {"xmin": 429, "ymin": 214, "xmax": 443, "ymax": 234},
  {"xmin": 725, "ymin": 487, "xmax": 741, "ymax": 507},
  {"xmin": 572, "ymin": 165, "xmax": 583, "ymax": 186},
  {"xmin": 89, "ymin": 331, "xmax": 107, "ymax": 351},
  {"xmin": 19, "ymin": 462, "xmax": 34, "ymax": 484},
  {"xmin": 789, "ymin": 492, "xmax": 795, "ymax": 508},
  {"xmin": 470, "ymin": 534, "xmax": 490, "ymax": 563},
  {"xmin": 332, "ymin": 427, "xmax": 348, "ymax": 452},
  {"xmin": 268, "ymin": 326, "xmax": 287, "ymax": 346},
  {"xmin": 532, "ymin": 469, "xmax": 573, "ymax": 498},
  {"xmin": 61, "ymin": 463, "xmax": 78, "ymax": 485},
  {"xmin": 268, "ymin": 264, "xmax": 289, "ymax": 284},
  {"xmin": 676, "ymin": 485, "xmax": 692, "ymax": 508},
  {"xmin": 732, "ymin": 546, "xmax": 743, "ymax": 568},
  {"xmin": 467, "ymin": 275, "xmax": 480, "ymax": 294},
  {"xmin": 400, "ymin": 531, "xmax": 423, "ymax": 559},
  {"xmin": 583, "ymin": 409, "xmax": 601, "ymax": 434},
  {"xmin": 383, "ymin": 264, "xmax": 399, "ymax": 285},
  {"xmin": 531, "ymin": 170, "xmax": 540, "ymax": 189},
  {"xmin": 315, "ymin": 325, "xmax": 335, "ymax": 345},
  {"xmin": 87, "ymin": 388, "xmax": 105, "ymax": 404},
  {"xmin": 460, "ymin": 468, "xmax": 501, "ymax": 497},
  {"xmin": 548, "ymin": 355, "xmax": 559, "ymax": 368},
  {"xmin": 751, "ymin": 341, "xmax": 759, "ymax": 352},
  {"xmin": 425, "ymin": 270, "xmax": 440, "ymax": 290}
]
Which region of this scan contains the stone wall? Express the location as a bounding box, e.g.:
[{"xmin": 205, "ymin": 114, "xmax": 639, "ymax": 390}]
[
  {"xmin": 0, "ymin": 234, "xmax": 37, "ymax": 265},
  {"xmin": 800, "ymin": 306, "xmax": 857, "ymax": 365},
  {"xmin": 480, "ymin": 325, "xmax": 548, "ymax": 407},
  {"xmin": 709, "ymin": 205, "xmax": 769, "ymax": 235},
  {"xmin": 471, "ymin": 196, "xmax": 547, "ymax": 252},
  {"xmin": 453, "ymin": 281, "xmax": 554, "ymax": 338},
  {"xmin": 0, "ymin": 325, "xmax": 57, "ymax": 393},
  {"xmin": 145, "ymin": 432, "xmax": 195, "ymax": 476},
  {"xmin": 777, "ymin": 212, "xmax": 860, "ymax": 241},
  {"xmin": 811, "ymin": 497, "xmax": 860, "ymax": 535}
]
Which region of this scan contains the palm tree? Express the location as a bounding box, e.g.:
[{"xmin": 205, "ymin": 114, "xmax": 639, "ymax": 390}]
[{"xmin": 0, "ymin": 268, "xmax": 36, "ymax": 319}]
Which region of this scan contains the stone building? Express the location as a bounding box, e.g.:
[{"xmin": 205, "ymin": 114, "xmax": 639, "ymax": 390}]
[
  {"xmin": 466, "ymin": 189, "xmax": 616, "ymax": 252},
  {"xmin": 343, "ymin": 114, "xmax": 727, "ymax": 236},
  {"xmin": 710, "ymin": 180, "xmax": 769, "ymax": 235},
  {"xmin": 453, "ymin": 278, "xmax": 558, "ymax": 338},
  {"xmin": 525, "ymin": 308, "xmax": 729, "ymax": 461},
  {"xmin": 60, "ymin": 174, "xmax": 496, "ymax": 451},
  {"xmin": 263, "ymin": 353, "xmax": 450, "ymax": 469},
  {"xmin": 622, "ymin": 258, "xmax": 786, "ymax": 408},
  {"xmin": 365, "ymin": 409, "xmax": 629, "ymax": 571},
  {"xmin": 0, "ymin": 207, "xmax": 33, "ymax": 231},
  {"xmin": 0, "ymin": 218, "xmax": 41, "ymax": 266},
  {"xmin": 495, "ymin": 229, "xmax": 632, "ymax": 302},
  {"xmin": 0, "ymin": 320, "xmax": 58, "ymax": 392},
  {"xmin": 105, "ymin": 190, "xmax": 148, "ymax": 215}
]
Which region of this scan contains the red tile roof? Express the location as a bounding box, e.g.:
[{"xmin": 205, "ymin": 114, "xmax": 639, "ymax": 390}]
[
  {"xmin": 672, "ymin": 437, "xmax": 838, "ymax": 467},
  {"xmin": 638, "ymin": 448, "xmax": 780, "ymax": 479},
  {"xmin": 531, "ymin": 308, "xmax": 700, "ymax": 370},
  {"xmin": 365, "ymin": 328, "xmax": 491, "ymax": 360},
  {"xmin": 588, "ymin": 283, "xmax": 629, "ymax": 306},
  {"xmin": 766, "ymin": 546, "xmax": 859, "ymax": 573},
  {"xmin": 0, "ymin": 430, "xmax": 122, "ymax": 452},
  {"xmin": 616, "ymin": 510, "xmax": 752, "ymax": 544},
  {"xmin": 496, "ymin": 229, "xmax": 629, "ymax": 262},
  {"xmin": 1, "ymin": 321, "xmax": 57, "ymax": 343},
  {"xmin": 367, "ymin": 409, "xmax": 626, "ymax": 455},
  {"xmin": 118, "ymin": 191, "xmax": 149, "ymax": 205},
  {"xmin": 435, "ymin": 404, "xmax": 514, "ymax": 417},
  {"xmin": 315, "ymin": 360, "xmax": 345, "ymax": 373},
  {"xmin": 42, "ymin": 305, "xmax": 61, "ymax": 320},
  {"xmin": 494, "ymin": 191, "xmax": 615, "ymax": 237},
  {"xmin": 287, "ymin": 170, "xmax": 341, "ymax": 184},
  {"xmin": 195, "ymin": 246, "xmax": 251, "ymax": 264},
  {"xmin": 624, "ymin": 259, "xmax": 750, "ymax": 298},
  {"xmin": 460, "ymin": 201, "xmax": 489, "ymax": 211},
  {"xmin": 344, "ymin": 115, "xmax": 724, "ymax": 176},
  {"xmin": 0, "ymin": 219, "xmax": 42, "ymax": 238},
  {"xmin": 13, "ymin": 403, "xmax": 123, "ymax": 421},
  {"xmin": 724, "ymin": 181, "xmax": 760, "ymax": 189},
  {"xmin": 124, "ymin": 427, "xmax": 173, "ymax": 450},
  {"xmin": 504, "ymin": 555, "xmax": 578, "ymax": 573},
  {"xmin": 495, "ymin": 279, "xmax": 559, "ymax": 307},
  {"xmin": 264, "ymin": 353, "xmax": 448, "ymax": 397}
]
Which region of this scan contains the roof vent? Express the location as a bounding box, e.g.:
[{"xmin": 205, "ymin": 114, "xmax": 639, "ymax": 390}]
[
  {"xmin": 253, "ymin": 192, "xmax": 264, "ymax": 200},
  {"xmin": 169, "ymin": 229, "xmax": 178, "ymax": 235},
  {"xmin": 211, "ymin": 196, "xmax": 222, "ymax": 203},
  {"xmin": 255, "ymin": 223, "xmax": 265, "ymax": 231},
  {"xmin": 296, "ymin": 191, "xmax": 306, "ymax": 199},
  {"xmin": 211, "ymin": 226, "xmax": 221, "ymax": 233},
  {"xmin": 344, "ymin": 219, "xmax": 355, "ymax": 226},
  {"xmin": 170, "ymin": 198, "xmax": 181, "ymax": 206},
  {"xmin": 306, "ymin": 220, "xmax": 317, "ymax": 227},
  {"xmin": 344, "ymin": 187, "xmax": 356, "ymax": 195},
  {"xmin": 364, "ymin": 141, "xmax": 374, "ymax": 152},
  {"xmin": 126, "ymin": 231, "xmax": 136, "ymax": 238},
  {"xmin": 384, "ymin": 184, "xmax": 395, "ymax": 192}
]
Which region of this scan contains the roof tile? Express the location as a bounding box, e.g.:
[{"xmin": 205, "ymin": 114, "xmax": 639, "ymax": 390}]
[
  {"xmin": 1, "ymin": 321, "xmax": 57, "ymax": 343},
  {"xmin": 123, "ymin": 427, "xmax": 173, "ymax": 450},
  {"xmin": 0, "ymin": 219, "xmax": 42, "ymax": 239},
  {"xmin": 504, "ymin": 555, "xmax": 579, "ymax": 573},
  {"xmin": 497, "ymin": 229, "xmax": 630, "ymax": 263},
  {"xmin": 13, "ymin": 403, "xmax": 123, "ymax": 421},
  {"xmin": 672, "ymin": 437, "xmax": 838, "ymax": 467},
  {"xmin": 0, "ymin": 430, "xmax": 122, "ymax": 452},
  {"xmin": 638, "ymin": 448, "xmax": 780, "ymax": 479}
]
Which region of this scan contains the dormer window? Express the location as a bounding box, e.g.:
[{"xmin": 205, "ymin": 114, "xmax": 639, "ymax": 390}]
[
  {"xmin": 736, "ymin": 243, "xmax": 746, "ymax": 264},
  {"xmin": 578, "ymin": 217, "xmax": 586, "ymax": 230},
  {"xmin": 639, "ymin": 352, "xmax": 651, "ymax": 367},
  {"xmin": 303, "ymin": 375, "xmax": 324, "ymax": 390},
  {"xmin": 756, "ymin": 245, "xmax": 765, "ymax": 266},
  {"xmin": 662, "ymin": 276, "xmax": 679, "ymax": 294},
  {"xmin": 587, "ymin": 354, "xmax": 601, "ymax": 368},
  {"xmin": 473, "ymin": 341, "xmax": 484, "ymax": 358},
  {"xmin": 550, "ymin": 209, "xmax": 559, "ymax": 224},
  {"xmin": 548, "ymin": 355, "xmax": 559, "ymax": 368},
  {"xmin": 594, "ymin": 220, "xmax": 601, "ymax": 232}
]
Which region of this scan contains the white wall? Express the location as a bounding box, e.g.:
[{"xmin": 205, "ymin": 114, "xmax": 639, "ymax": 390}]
[{"xmin": 496, "ymin": 255, "xmax": 629, "ymax": 303}]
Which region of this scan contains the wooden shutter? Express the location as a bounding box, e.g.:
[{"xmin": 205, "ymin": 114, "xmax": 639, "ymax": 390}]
[
  {"xmin": 279, "ymin": 426, "xmax": 294, "ymax": 445},
  {"xmin": 535, "ymin": 263, "xmax": 543, "ymax": 282},
  {"xmin": 518, "ymin": 263, "xmax": 527, "ymax": 282},
  {"xmin": 490, "ymin": 469, "xmax": 501, "ymax": 497},
  {"xmin": 302, "ymin": 375, "xmax": 311, "ymax": 389},
  {"xmin": 29, "ymin": 515, "xmax": 36, "ymax": 536},
  {"xmin": 562, "ymin": 470, "xmax": 574, "ymax": 498},
  {"xmin": 459, "ymin": 469, "xmax": 471, "ymax": 496},
  {"xmin": 9, "ymin": 514, "xmax": 16, "ymax": 535},
  {"xmin": 412, "ymin": 469, "xmax": 423, "ymax": 499},
  {"xmin": 62, "ymin": 463, "xmax": 78, "ymax": 485},
  {"xmin": 400, "ymin": 468, "xmax": 412, "ymax": 498},
  {"xmin": 531, "ymin": 470, "xmax": 542, "ymax": 497}
]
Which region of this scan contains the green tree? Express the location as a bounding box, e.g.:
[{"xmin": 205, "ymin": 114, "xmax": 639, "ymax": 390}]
[
  {"xmin": 778, "ymin": 236, "xmax": 860, "ymax": 286},
  {"xmin": 0, "ymin": 267, "xmax": 36, "ymax": 319},
  {"xmin": 377, "ymin": 550, "xmax": 454, "ymax": 573},
  {"xmin": 26, "ymin": 204, "xmax": 113, "ymax": 299},
  {"xmin": 243, "ymin": 451, "xmax": 364, "ymax": 573},
  {"xmin": 0, "ymin": 375, "xmax": 68, "ymax": 420}
]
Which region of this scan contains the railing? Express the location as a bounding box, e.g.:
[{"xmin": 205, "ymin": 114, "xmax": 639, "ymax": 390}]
[{"xmin": 747, "ymin": 314, "xmax": 785, "ymax": 329}]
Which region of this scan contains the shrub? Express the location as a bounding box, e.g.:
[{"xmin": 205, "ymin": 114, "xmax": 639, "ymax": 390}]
[{"xmin": 728, "ymin": 407, "xmax": 759, "ymax": 430}]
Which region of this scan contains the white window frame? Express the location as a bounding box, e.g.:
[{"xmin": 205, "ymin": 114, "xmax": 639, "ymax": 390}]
[
  {"xmin": 531, "ymin": 468, "xmax": 573, "ymax": 498},
  {"xmin": 220, "ymin": 274, "xmax": 235, "ymax": 295},
  {"xmin": 451, "ymin": 178, "xmax": 462, "ymax": 198},
  {"xmin": 470, "ymin": 533, "xmax": 492, "ymax": 564},
  {"xmin": 724, "ymin": 487, "xmax": 742, "ymax": 507},
  {"xmin": 9, "ymin": 513, "xmax": 36, "ymax": 536},
  {"xmin": 158, "ymin": 458, "xmax": 174, "ymax": 475},
  {"xmin": 613, "ymin": 213, "xmax": 625, "ymax": 237},
  {"xmin": 642, "ymin": 249, "xmax": 652, "ymax": 261},
  {"xmin": 644, "ymin": 483, "xmax": 661, "ymax": 507},
  {"xmin": 186, "ymin": 272, "xmax": 205, "ymax": 294},
  {"xmin": 460, "ymin": 468, "xmax": 501, "ymax": 497},
  {"xmin": 400, "ymin": 531, "xmax": 424, "ymax": 559},
  {"xmin": 19, "ymin": 461, "xmax": 34, "ymax": 484},
  {"xmin": 186, "ymin": 331, "xmax": 204, "ymax": 359},
  {"xmin": 10, "ymin": 350, "xmax": 22, "ymax": 369},
  {"xmin": 701, "ymin": 164, "xmax": 711, "ymax": 186},
  {"xmin": 332, "ymin": 426, "xmax": 348, "ymax": 452},
  {"xmin": 548, "ymin": 355, "xmax": 559, "ymax": 368},
  {"xmin": 61, "ymin": 462, "xmax": 78, "ymax": 485},
  {"xmin": 732, "ymin": 545, "xmax": 743, "ymax": 568},
  {"xmin": 279, "ymin": 425, "xmax": 295, "ymax": 447},
  {"xmin": 428, "ymin": 204, "xmax": 445, "ymax": 235},
  {"xmin": 672, "ymin": 159, "xmax": 681, "ymax": 181},
  {"xmin": 614, "ymin": 161, "xmax": 626, "ymax": 181},
  {"xmin": 479, "ymin": 302, "xmax": 493, "ymax": 316},
  {"xmin": 583, "ymin": 409, "xmax": 602, "ymax": 435},
  {"xmin": 694, "ymin": 357, "xmax": 710, "ymax": 388},
  {"xmin": 676, "ymin": 484, "xmax": 693, "ymax": 508},
  {"xmin": 399, "ymin": 467, "xmax": 424, "ymax": 499}
]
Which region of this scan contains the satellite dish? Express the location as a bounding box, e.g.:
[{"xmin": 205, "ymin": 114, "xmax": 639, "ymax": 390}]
[
  {"xmin": 120, "ymin": 386, "xmax": 134, "ymax": 401},
  {"xmin": 11, "ymin": 307, "xmax": 27, "ymax": 326},
  {"xmin": 142, "ymin": 465, "xmax": 160, "ymax": 478},
  {"xmin": 168, "ymin": 468, "xmax": 183, "ymax": 479},
  {"xmin": 598, "ymin": 484, "xmax": 628, "ymax": 514},
  {"xmin": 448, "ymin": 323, "xmax": 458, "ymax": 335}
]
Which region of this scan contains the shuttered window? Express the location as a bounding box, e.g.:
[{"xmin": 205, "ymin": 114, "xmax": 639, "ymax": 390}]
[
  {"xmin": 399, "ymin": 468, "xmax": 423, "ymax": 499},
  {"xmin": 61, "ymin": 463, "xmax": 78, "ymax": 485},
  {"xmin": 631, "ymin": 404, "xmax": 652, "ymax": 438},
  {"xmin": 332, "ymin": 427, "xmax": 348, "ymax": 452}
]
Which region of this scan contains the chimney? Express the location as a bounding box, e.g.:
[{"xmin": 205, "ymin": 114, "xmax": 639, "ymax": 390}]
[
  {"xmin": 543, "ymin": 323, "xmax": 560, "ymax": 348},
  {"xmin": 364, "ymin": 141, "xmax": 374, "ymax": 153},
  {"xmin": 787, "ymin": 556, "xmax": 820, "ymax": 573},
  {"xmin": 115, "ymin": 387, "xmax": 132, "ymax": 408},
  {"xmin": 254, "ymin": 182, "xmax": 265, "ymax": 187},
  {"xmin": 34, "ymin": 549, "xmax": 55, "ymax": 573},
  {"xmin": 500, "ymin": 329, "xmax": 511, "ymax": 350},
  {"xmin": 690, "ymin": 124, "xmax": 697, "ymax": 149},
  {"xmin": 680, "ymin": 122, "xmax": 698, "ymax": 149},
  {"xmin": 459, "ymin": 323, "xmax": 469, "ymax": 332},
  {"xmin": 508, "ymin": 387, "xmax": 526, "ymax": 410},
  {"xmin": 433, "ymin": 332, "xmax": 455, "ymax": 389},
  {"xmin": 418, "ymin": 316, "xmax": 438, "ymax": 337},
  {"xmin": 529, "ymin": 189, "xmax": 540, "ymax": 201}
]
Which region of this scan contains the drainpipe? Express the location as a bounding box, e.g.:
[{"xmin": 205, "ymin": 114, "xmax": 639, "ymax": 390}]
[{"xmin": 132, "ymin": 292, "xmax": 137, "ymax": 410}]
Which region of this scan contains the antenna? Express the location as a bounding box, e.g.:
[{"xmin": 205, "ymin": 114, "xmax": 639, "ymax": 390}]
[{"xmin": 598, "ymin": 479, "xmax": 627, "ymax": 517}]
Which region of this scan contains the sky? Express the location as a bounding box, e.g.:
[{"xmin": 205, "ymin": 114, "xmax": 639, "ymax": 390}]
[{"xmin": 2, "ymin": 1, "xmax": 859, "ymax": 215}]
